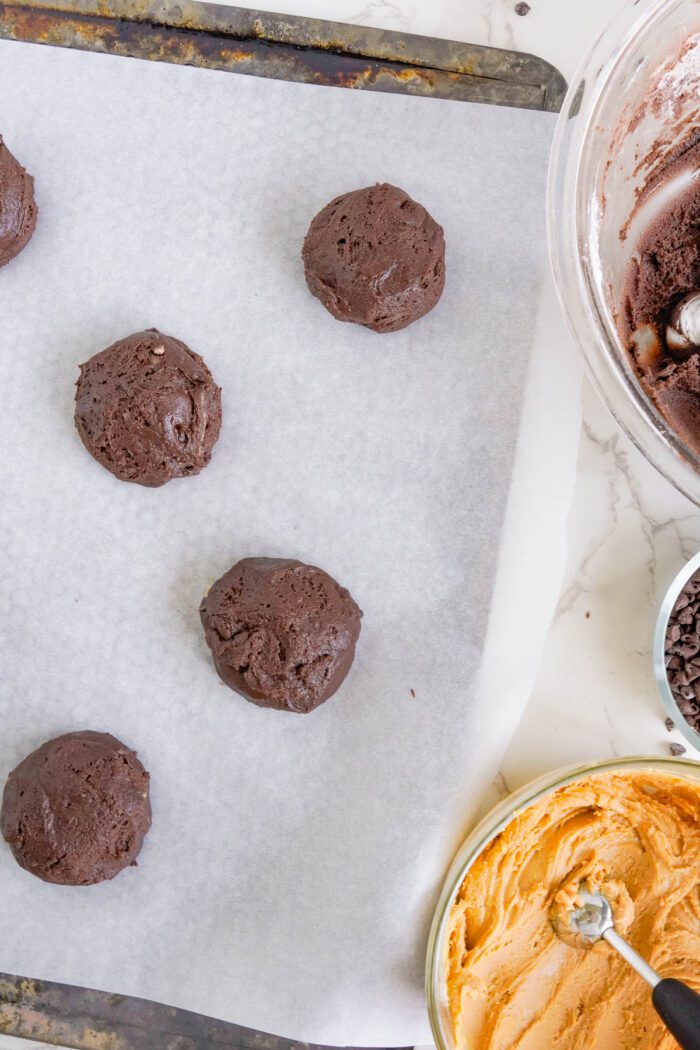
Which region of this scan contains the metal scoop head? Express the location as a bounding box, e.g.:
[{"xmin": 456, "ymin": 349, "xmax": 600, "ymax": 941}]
[
  {"xmin": 569, "ymin": 887, "xmax": 614, "ymax": 944},
  {"xmin": 554, "ymin": 886, "xmax": 662, "ymax": 991}
]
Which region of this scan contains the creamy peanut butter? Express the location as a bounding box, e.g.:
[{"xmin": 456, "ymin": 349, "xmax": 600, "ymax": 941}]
[{"xmin": 446, "ymin": 769, "xmax": 700, "ymax": 1049}]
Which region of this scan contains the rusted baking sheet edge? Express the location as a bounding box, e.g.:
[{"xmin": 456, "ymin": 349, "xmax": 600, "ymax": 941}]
[
  {"xmin": 0, "ymin": 0, "xmax": 567, "ymax": 110},
  {"xmin": 0, "ymin": 970, "xmax": 412, "ymax": 1050}
]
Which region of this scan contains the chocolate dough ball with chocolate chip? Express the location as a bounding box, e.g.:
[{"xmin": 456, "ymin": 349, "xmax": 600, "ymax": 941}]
[
  {"xmin": 200, "ymin": 557, "xmax": 362, "ymax": 713},
  {"xmin": 0, "ymin": 135, "xmax": 38, "ymax": 267},
  {"xmin": 0, "ymin": 731, "xmax": 151, "ymax": 886},
  {"xmin": 74, "ymin": 328, "xmax": 222, "ymax": 487},
  {"xmin": 302, "ymin": 182, "xmax": 445, "ymax": 333}
]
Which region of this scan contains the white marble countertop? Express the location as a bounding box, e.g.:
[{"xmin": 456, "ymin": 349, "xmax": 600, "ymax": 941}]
[{"xmin": 3, "ymin": 1, "xmax": 698, "ymax": 1047}]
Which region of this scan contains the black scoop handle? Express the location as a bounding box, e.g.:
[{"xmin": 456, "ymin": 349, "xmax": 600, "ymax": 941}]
[{"xmin": 653, "ymin": 978, "xmax": 700, "ymax": 1049}]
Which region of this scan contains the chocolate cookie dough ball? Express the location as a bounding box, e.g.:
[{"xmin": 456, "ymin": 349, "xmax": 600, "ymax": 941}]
[
  {"xmin": 75, "ymin": 328, "xmax": 222, "ymax": 487},
  {"xmin": 302, "ymin": 183, "xmax": 445, "ymax": 333},
  {"xmin": 0, "ymin": 731, "xmax": 151, "ymax": 886},
  {"xmin": 200, "ymin": 557, "xmax": 362, "ymax": 713},
  {"xmin": 0, "ymin": 136, "xmax": 38, "ymax": 267}
]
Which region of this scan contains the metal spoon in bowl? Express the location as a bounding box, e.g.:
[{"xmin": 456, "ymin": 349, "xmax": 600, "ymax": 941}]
[
  {"xmin": 556, "ymin": 886, "xmax": 700, "ymax": 1050},
  {"xmin": 666, "ymin": 290, "xmax": 700, "ymax": 356}
]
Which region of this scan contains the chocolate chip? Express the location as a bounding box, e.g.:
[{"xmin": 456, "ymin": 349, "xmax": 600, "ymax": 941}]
[
  {"xmin": 665, "ymin": 716, "xmax": 675, "ymax": 731},
  {"xmin": 670, "ymin": 742, "xmax": 687, "ymax": 756},
  {"xmin": 664, "ymin": 567, "xmax": 700, "ymax": 736},
  {"xmin": 514, "ymin": 1, "xmax": 530, "ymax": 13}
]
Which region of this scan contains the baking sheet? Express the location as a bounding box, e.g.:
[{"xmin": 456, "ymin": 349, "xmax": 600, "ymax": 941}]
[{"xmin": 0, "ymin": 39, "xmax": 580, "ymax": 1045}]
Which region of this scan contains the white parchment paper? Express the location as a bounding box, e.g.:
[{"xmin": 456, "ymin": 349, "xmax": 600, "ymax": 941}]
[{"xmin": 0, "ymin": 40, "xmax": 581, "ymax": 1045}]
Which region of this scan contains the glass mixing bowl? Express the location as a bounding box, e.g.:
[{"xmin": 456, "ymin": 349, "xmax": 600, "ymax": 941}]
[
  {"xmin": 548, "ymin": 0, "xmax": 700, "ymax": 503},
  {"xmin": 425, "ymin": 755, "xmax": 700, "ymax": 1048}
]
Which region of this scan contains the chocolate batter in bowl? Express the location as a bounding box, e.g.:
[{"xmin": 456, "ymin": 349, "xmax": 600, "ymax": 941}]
[
  {"xmin": 426, "ymin": 756, "xmax": 700, "ymax": 1050},
  {"xmin": 548, "ymin": 0, "xmax": 700, "ymax": 503}
]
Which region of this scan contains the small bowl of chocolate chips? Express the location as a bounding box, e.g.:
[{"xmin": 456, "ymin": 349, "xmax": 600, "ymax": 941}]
[{"xmin": 655, "ymin": 553, "xmax": 700, "ymax": 752}]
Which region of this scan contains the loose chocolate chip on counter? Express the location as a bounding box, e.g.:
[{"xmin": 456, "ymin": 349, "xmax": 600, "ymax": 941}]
[
  {"xmin": 515, "ymin": 1, "xmax": 530, "ymax": 13},
  {"xmin": 665, "ymin": 716, "xmax": 675, "ymax": 731},
  {"xmin": 670, "ymin": 742, "xmax": 687, "ymax": 757},
  {"xmin": 665, "ymin": 568, "xmax": 700, "ymax": 736}
]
